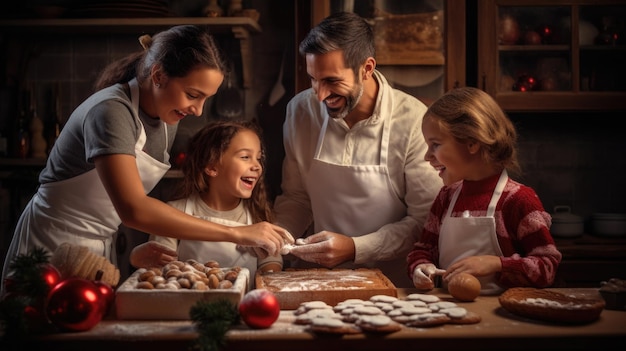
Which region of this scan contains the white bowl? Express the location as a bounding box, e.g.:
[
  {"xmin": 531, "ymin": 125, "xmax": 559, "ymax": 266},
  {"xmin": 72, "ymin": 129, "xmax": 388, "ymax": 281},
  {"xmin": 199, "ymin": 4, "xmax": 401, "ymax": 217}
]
[{"xmin": 591, "ymin": 213, "xmax": 626, "ymax": 237}]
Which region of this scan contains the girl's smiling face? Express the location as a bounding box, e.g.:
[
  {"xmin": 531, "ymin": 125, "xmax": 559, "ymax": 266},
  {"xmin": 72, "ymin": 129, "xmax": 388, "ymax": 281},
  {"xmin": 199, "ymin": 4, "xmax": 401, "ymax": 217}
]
[
  {"xmin": 422, "ymin": 115, "xmax": 474, "ymax": 186},
  {"xmin": 207, "ymin": 129, "xmax": 263, "ymax": 210}
]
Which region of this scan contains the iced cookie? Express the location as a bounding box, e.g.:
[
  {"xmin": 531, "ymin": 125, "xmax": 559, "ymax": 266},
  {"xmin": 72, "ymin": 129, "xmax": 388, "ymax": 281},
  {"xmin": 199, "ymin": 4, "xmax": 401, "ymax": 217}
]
[
  {"xmin": 355, "ymin": 315, "xmax": 402, "ymax": 333},
  {"xmin": 295, "ymin": 308, "xmax": 343, "ymax": 325},
  {"xmin": 406, "ymin": 293, "xmax": 441, "ymax": 303},
  {"xmin": 405, "ymin": 312, "xmax": 451, "ymax": 328},
  {"xmin": 308, "ymin": 317, "xmax": 361, "ymax": 334}
]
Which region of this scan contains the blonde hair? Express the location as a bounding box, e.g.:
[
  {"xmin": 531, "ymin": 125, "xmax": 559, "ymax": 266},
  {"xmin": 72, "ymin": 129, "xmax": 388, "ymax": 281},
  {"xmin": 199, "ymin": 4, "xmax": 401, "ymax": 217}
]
[{"xmin": 425, "ymin": 87, "xmax": 521, "ymax": 177}]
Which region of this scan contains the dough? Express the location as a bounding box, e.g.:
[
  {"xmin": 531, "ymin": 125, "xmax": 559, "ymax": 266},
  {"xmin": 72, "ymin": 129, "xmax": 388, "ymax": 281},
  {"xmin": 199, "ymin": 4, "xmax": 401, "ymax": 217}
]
[
  {"xmin": 448, "ymin": 272, "xmax": 481, "ymax": 302},
  {"xmin": 280, "ymin": 238, "xmax": 307, "ymax": 255}
]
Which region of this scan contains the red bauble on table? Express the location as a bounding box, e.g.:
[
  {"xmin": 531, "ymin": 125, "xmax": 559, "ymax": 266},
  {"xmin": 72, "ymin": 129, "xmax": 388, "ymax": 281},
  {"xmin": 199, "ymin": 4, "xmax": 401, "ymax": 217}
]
[
  {"xmin": 238, "ymin": 289, "xmax": 280, "ymax": 329},
  {"xmin": 94, "ymin": 270, "xmax": 115, "ymax": 315},
  {"xmin": 40, "ymin": 264, "xmax": 62, "ymax": 290},
  {"xmin": 93, "ymin": 280, "xmax": 114, "ymax": 315},
  {"xmin": 45, "ymin": 277, "xmax": 107, "ymax": 332}
]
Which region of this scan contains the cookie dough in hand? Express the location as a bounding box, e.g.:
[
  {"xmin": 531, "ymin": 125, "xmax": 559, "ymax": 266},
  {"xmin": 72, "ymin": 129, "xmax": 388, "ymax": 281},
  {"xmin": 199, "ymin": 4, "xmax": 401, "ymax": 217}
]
[{"xmin": 280, "ymin": 238, "xmax": 306, "ymax": 255}]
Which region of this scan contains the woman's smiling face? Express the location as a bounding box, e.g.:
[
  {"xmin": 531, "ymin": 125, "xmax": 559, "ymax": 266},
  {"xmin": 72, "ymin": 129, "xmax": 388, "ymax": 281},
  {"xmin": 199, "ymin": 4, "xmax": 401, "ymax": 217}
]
[{"xmin": 155, "ymin": 67, "xmax": 224, "ymax": 125}]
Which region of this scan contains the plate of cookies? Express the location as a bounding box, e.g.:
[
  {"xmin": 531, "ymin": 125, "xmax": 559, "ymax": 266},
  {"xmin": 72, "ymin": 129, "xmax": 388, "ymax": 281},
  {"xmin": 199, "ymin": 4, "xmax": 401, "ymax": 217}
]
[
  {"xmin": 115, "ymin": 259, "xmax": 249, "ymax": 320},
  {"xmin": 498, "ymin": 287, "xmax": 605, "ymax": 324}
]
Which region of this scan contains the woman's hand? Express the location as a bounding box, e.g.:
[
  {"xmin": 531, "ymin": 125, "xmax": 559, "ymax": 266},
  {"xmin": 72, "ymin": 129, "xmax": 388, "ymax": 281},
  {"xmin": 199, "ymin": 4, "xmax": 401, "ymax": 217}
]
[
  {"xmin": 129, "ymin": 241, "xmax": 178, "ymax": 268},
  {"xmin": 234, "ymin": 222, "xmax": 294, "ymax": 257},
  {"xmin": 412, "ymin": 263, "xmax": 446, "ymax": 291}
]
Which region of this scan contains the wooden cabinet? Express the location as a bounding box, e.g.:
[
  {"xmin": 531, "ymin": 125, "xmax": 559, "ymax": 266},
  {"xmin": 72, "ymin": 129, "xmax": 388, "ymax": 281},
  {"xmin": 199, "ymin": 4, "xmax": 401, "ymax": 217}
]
[
  {"xmin": 478, "ymin": 0, "xmax": 626, "ymax": 111},
  {"xmin": 296, "ymin": 0, "xmax": 465, "ymax": 101}
]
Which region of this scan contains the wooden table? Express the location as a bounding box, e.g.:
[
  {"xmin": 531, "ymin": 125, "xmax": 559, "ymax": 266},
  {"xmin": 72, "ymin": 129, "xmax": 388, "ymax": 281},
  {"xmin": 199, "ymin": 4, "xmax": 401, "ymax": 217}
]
[{"xmin": 17, "ymin": 288, "xmax": 626, "ymax": 351}]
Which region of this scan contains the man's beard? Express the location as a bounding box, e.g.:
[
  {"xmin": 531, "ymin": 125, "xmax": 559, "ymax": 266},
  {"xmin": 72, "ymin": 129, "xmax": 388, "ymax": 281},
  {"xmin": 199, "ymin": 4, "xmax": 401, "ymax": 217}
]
[{"xmin": 325, "ymin": 81, "xmax": 364, "ymax": 119}]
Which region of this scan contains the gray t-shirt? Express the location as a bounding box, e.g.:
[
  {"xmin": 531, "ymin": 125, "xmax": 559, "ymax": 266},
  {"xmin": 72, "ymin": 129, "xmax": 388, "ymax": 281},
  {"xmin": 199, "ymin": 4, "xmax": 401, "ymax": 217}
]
[{"xmin": 39, "ymin": 82, "xmax": 177, "ymax": 183}]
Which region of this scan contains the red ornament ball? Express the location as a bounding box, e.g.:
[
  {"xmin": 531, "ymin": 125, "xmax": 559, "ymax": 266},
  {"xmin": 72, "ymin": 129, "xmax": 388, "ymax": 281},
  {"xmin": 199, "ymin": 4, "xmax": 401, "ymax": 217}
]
[
  {"xmin": 46, "ymin": 277, "xmax": 106, "ymax": 332},
  {"xmin": 93, "ymin": 279, "xmax": 115, "ymax": 314},
  {"xmin": 174, "ymin": 152, "xmax": 187, "ymax": 168},
  {"xmin": 238, "ymin": 289, "xmax": 280, "ymax": 329},
  {"xmin": 40, "ymin": 264, "xmax": 62, "ymax": 291}
]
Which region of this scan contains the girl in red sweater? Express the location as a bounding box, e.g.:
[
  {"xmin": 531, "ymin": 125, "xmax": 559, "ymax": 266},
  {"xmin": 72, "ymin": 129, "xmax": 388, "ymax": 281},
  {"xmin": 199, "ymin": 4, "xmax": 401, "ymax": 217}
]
[{"xmin": 407, "ymin": 87, "xmax": 562, "ymax": 295}]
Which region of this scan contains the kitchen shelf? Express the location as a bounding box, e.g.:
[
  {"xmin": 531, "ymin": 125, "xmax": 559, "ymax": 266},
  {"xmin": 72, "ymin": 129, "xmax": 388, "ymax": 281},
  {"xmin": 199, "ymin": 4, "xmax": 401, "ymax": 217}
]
[
  {"xmin": 301, "ymin": 0, "xmax": 465, "ymax": 94},
  {"xmin": 477, "ymin": 0, "xmax": 626, "ymax": 112},
  {"xmin": 0, "ymin": 16, "xmax": 262, "ymax": 88}
]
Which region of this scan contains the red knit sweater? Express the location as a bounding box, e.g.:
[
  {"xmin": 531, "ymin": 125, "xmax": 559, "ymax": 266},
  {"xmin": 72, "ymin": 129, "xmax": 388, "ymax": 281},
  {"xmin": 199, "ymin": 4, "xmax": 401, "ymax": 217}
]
[{"xmin": 406, "ymin": 173, "xmax": 562, "ymax": 289}]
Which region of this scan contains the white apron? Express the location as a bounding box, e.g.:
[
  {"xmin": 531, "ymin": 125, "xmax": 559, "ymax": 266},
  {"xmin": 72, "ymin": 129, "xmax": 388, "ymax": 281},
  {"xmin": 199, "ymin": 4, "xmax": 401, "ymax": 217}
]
[
  {"xmin": 4, "ymin": 78, "xmax": 170, "ymax": 269},
  {"xmin": 303, "ymin": 111, "xmax": 407, "ymax": 286},
  {"xmin": 438, "ymin": 170, "xmax": 508, "ymax": 295},
  {"xmin": 177, "ymin": 197, "xmax": 258, "ymax": 278}
]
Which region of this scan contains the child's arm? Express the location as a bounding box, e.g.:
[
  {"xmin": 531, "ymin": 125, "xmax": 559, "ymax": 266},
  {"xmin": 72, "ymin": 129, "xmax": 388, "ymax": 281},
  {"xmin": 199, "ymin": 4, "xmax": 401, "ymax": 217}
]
[{"xmin": 257, "ymin": 255, "xmax": 283, "ymax": 273}]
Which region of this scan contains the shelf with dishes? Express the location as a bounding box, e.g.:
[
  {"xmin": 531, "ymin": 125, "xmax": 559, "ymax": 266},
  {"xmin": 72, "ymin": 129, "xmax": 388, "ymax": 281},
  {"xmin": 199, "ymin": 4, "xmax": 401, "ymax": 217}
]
[{"xmin": 477, "ymin": 0, "xmax": 626, "ymax": 111}]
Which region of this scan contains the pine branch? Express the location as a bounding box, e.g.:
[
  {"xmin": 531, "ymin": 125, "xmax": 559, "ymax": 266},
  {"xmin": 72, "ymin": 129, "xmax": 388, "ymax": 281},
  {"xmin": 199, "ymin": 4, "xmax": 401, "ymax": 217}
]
[{"xmin": 188, "ymin": 299, "xmax": 240, "ymax": 351}]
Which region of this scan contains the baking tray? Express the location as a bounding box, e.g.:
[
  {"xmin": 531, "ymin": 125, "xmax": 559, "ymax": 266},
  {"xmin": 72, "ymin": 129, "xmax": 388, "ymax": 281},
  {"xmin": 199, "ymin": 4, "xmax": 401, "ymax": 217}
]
[{"xmin": 256, "ymin": 268, "xmax": 397, "ymax": 310}]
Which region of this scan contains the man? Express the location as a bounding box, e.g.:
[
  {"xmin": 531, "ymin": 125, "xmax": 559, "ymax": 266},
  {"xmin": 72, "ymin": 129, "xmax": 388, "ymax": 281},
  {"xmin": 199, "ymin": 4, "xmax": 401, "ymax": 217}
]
[{"xmin": 273, "ymin": 12, "xmax": 442, "ymax": 287}]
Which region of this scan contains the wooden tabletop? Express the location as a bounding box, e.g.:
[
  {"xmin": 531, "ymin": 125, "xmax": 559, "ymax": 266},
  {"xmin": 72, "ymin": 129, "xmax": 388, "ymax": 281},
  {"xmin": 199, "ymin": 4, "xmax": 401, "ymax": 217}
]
[{"xmin": 20, "ymin": 288, "xmax": 626, "ymax": 351}]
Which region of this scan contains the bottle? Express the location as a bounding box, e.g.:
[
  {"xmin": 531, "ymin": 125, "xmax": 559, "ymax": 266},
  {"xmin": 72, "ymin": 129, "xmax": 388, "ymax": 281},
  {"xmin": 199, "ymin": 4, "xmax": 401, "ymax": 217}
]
[
  {"xmin": 29, "ymin": 105, "xmax": 47, "ymax": 159},
  {"xmin": 15, "ymin": 91, "xmax": 30, "ymax": 159},
  {"xmin": 203, "ymin": 0, "xmax": 223, "ymax": 17}
]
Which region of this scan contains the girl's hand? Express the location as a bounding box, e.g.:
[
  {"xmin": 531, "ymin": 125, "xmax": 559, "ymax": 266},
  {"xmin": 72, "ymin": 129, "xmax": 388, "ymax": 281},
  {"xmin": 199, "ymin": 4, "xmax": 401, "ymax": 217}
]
[
  {"xmin": 443, "ymin": 255, "xmax": 502, "ymax": 282},
  {"xmin": 412, "ymin": 264, "xmax": 446, "ymax": 291}
]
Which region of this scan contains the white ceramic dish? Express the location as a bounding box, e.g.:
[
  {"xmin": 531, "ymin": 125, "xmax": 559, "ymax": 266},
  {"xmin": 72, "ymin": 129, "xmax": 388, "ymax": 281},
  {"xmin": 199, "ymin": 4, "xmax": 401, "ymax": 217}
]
[
  {"xmin": 115, "ymin": 267, "xmax": 249, "ymax": 320},
  {"xmin": 591, "ymin": 213, "xmax": 626, "ymax": 237},
  {"xmin": 551, "ymin": 206, "xmax": 584, "ymax": 238}
]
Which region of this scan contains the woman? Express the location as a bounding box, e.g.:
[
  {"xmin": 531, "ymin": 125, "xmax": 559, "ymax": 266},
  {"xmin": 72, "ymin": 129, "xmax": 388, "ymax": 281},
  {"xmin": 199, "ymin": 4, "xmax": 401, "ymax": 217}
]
[{"xmin": 1, "ymin": 25, "xmax": 292, "ymax": 293}]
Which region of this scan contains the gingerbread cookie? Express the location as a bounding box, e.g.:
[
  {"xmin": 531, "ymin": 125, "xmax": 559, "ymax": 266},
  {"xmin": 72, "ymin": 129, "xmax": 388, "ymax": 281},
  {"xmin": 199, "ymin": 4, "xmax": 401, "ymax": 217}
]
[
  {"xmin": 308, "ymin": 316, "xmax": 362, "ymax": 334},
  {"xmin": 427, "ymin": 301, "xmax": 458, "ymax": 312},
  {"xmin": 369, "ymin": 294, "xmax": 398, "ymax": 304},
  {"xmin": 405, "ymin": 312, "xmax": 451, "ymax": 328},
  {"xmin": 295, "ymin": 300, "xmax": 333, "ymax": 315},
  {"xmin": 355, "ymin": 315, "xmax": 402, "ymax": 333},
  {"xmin": 405, "ymin": 293, "xmax": 441, "ymax": 303},
  {"xmin": 295, "ymin": 308, "xmax": 343, "ymax": 325},
  {"xmin": 386, "ymin": 308, "xmax": 411, "ymax": 324},
  {"xmin": 446, "ymin": 310, "xmax": 482, "ymax": 324}
]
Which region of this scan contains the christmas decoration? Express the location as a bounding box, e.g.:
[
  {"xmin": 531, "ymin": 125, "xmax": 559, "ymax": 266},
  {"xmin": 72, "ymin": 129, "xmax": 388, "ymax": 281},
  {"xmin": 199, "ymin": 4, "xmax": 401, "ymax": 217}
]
[
  {"xmin": 512, "ymin": 74, "xmax": 538, "ymax": 92},
  {"xmin": 238, "ymin": 289, "xmax": 280, "ymax": 329},
  {"xmin": 93, "ymin": 271, "xmax": 114, "ymax": 315},
  {"xmin": 0, "ymin": 247, "xmax": 58, "ymax": 344},
  {"xmin": 190, "ymin": 299, "xmax": 239, "ymax": 351},
  {"xmin": 45, "ymin": 277, "xmax": 106, "ymax": 332}
]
